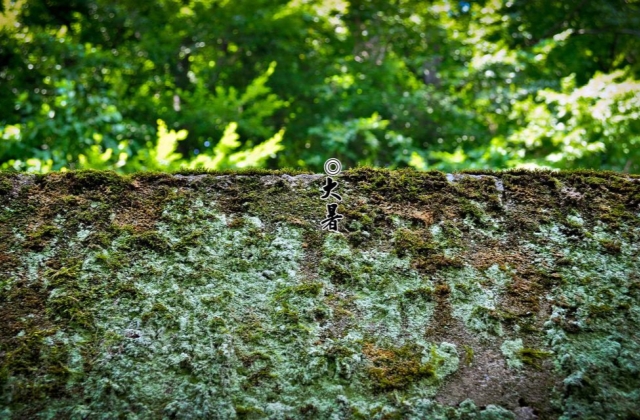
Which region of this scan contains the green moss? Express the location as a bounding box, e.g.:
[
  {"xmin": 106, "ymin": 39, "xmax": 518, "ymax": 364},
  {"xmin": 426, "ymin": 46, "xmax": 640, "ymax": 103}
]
[
  {"xmin": 235, "ymin": 405, "xmax": 266, "ymax": 418},
  {"xmin": 68, "ymin": 170, "xmax": 130, "ymax": 195},
  {"xmin": 463, "ymin": 345, "xmax": 474, "ymax": 366},
  {"xmin": 599, "ymin": 238, "xmax": 622, "ymax": 254},
  {"xmin": 320, "ymin": 256, "xmax": 354, "ymax": 285},
  {"xmin": 121, "ymin": 230, "xmax": 171, "ymax": 252},
  {"xmin": 0, "ymin": 178, "xmax": 12, "ymax": 195},
  {"xmin": 0, "ymin": 328, "xmax": 72, "ymax": 407},
  {"xmin": 45, "ymin": 262, "xmax": 81, "ymax": 287},
  {"xmin": 601, "ymin": 203, "xmax": 636, "ymax": 227},
  {"xmin": 275, "ymin": 282, "xmax": 323, "ymax": 300},
  {"xmin": 403, "ymin": 286, "xmax": 433, "ymax": 301},
  {"xmin": 363, "ymin": 342, "xmax": 438, "ymax": 391},
  {"xmin": 584, "ymin": 176, "xmax": 608, "ymax": 186},
  {"xmin": 227, "ymin": 217, "xmax": 246, "ymax": 229},
  {"xmin": 459, "ymin": 198, "xmax": 487, "ymax": 223},
  {"xmin": 518, "ymin": 348, "xmax": 552, "ymax": 368},
  {"xmin": 343, "ymin": 206, "xmax": 375, "ymax": 230},
  {"xmin": 434, "ymin": 283, "xmax": 451, "ymax": 296},
  {"xmin": 24, "ymin": 225, "xmax": 60, "ymax": 250},
  {"xmin": 344, "ymin": 167, "xmax": 448, "ymax": 203},
  {"xmin": 140, "ymin": 302, "xmax": 171, "ymax": 322},
  {"xmin": 170, "ymin": 167, "xmax": 313, "ymax": 176},
  {"xmin": 415, "ymin": 254, "xmax": 463, "ymax": 273},
  {"xmin": 172, "ymin": 229, "xmax": 205, "ymax": 252},
  {"xmin": 93, "ymin": 249, "xmax": 129, "ymax": 270},
  {"xmin": 393, "ymin": 227, "xmax": 435, "ymax": 258}
]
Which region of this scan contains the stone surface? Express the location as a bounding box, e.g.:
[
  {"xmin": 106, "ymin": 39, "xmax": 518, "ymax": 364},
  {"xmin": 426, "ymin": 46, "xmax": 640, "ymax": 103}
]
[{"xmin": 0, "ymin": 168, "xmax": 639, "ymax": 419}]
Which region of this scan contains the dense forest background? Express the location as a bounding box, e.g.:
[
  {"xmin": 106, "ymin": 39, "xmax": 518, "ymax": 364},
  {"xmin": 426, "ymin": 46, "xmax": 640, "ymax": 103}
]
[{"xmin": 0, "ymin": 0, "xmax": 639, "ymax": 173}]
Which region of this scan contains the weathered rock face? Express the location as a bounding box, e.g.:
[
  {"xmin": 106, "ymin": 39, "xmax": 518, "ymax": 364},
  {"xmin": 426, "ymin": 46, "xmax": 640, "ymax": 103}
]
[{"xmin": 1, "ymin": 168, "xmax": 639, "ymax": 419}]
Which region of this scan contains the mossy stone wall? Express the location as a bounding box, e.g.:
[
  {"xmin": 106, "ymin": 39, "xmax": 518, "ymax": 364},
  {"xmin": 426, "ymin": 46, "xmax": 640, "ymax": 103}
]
[{"xmin": 1, "ymin": 169, "xmax": 639, "ymax": 419}]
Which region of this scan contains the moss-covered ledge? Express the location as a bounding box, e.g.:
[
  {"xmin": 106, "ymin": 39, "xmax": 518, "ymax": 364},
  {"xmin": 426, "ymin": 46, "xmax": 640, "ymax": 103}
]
[{"xmin": 1, "ymin": 168, "xmax": 639, "ymax": 419}]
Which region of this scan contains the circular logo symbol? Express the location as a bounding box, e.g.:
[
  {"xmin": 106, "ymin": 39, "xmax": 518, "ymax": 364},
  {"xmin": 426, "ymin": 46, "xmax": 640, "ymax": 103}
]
[{"xmin": 324, "ymin": 158, "xmax": 342, "ymax": 176}]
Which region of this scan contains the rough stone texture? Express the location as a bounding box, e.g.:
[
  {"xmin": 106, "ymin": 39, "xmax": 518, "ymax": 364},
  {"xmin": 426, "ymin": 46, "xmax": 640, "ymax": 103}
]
[{"xmin": 0, "ymin": 168, "xmax": 639, "ymax": 419}]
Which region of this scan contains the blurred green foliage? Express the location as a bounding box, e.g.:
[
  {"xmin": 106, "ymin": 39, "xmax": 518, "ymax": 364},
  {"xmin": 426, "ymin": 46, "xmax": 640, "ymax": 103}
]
[{"xmin": 1, "ymin": 0, "xmax": 639, "ymax": 173}]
